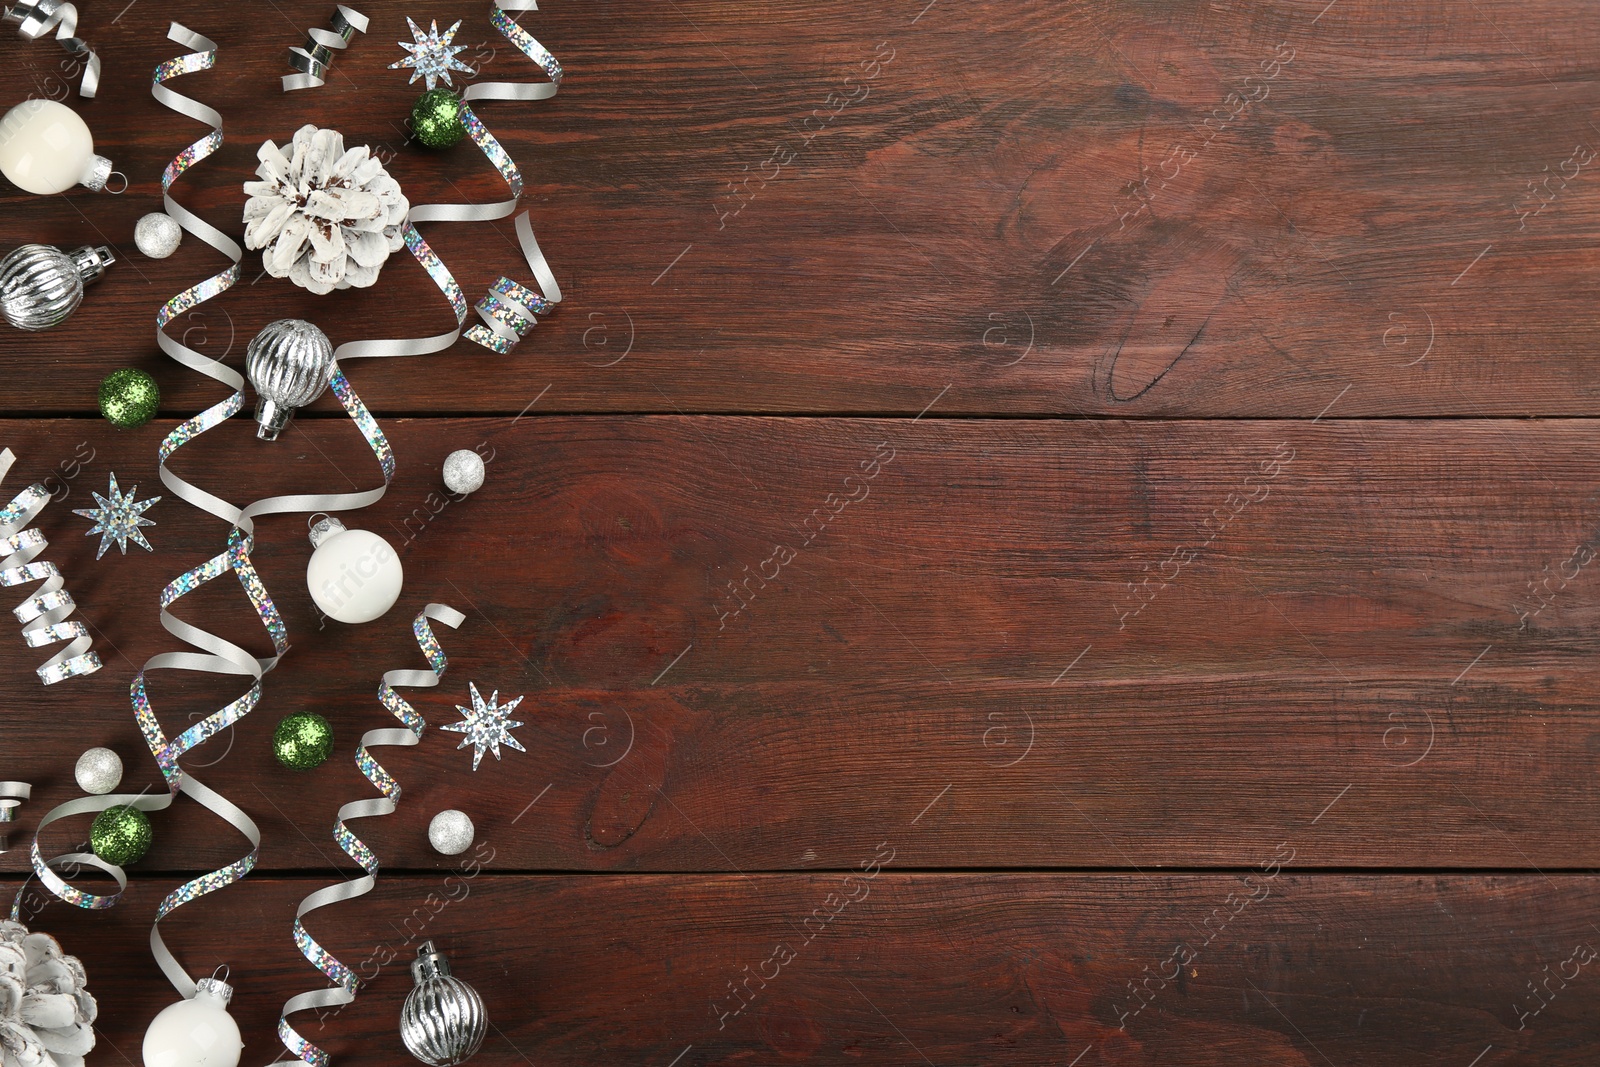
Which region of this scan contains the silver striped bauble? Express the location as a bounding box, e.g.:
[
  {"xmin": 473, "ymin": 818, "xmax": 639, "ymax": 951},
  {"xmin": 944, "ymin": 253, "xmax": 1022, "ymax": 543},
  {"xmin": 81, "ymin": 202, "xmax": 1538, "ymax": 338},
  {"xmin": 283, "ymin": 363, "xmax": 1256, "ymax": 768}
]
[
  {"xmin": 0, "ymin": 243, "xmax": 113, "ymax": 331},
  {"xmin": 401, "ymin": 942, "xmax": 488, "ymax": 1066},
  {"xmin": 245, "ymin": 318, "xmax": 334, "ymax": 440}
]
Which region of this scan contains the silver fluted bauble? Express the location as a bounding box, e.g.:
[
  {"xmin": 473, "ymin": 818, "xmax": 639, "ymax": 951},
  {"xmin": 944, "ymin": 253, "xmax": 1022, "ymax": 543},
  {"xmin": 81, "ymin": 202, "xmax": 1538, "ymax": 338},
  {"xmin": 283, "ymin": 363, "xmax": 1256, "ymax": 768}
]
[
  {"xmin": 246, "ymin": 318, "xmax": 335, "ymax": 440},
  {"xmin": 134, "ymin": 212, "xmax": 182, "ymax": 259},
  {"xmin": 442, "ymin": 450, "xmax": 485, "ymax": 495},
  {"xmin": 0, "ymin": 243, "xmax": 113, "ymax": 330},
  {"xmin": 401, "ymin": 942, "xmax": 487, "ymax": 1067},
  {"xmin": 74, "ymin": 746, "xmax": 122, "ymax": 794}
]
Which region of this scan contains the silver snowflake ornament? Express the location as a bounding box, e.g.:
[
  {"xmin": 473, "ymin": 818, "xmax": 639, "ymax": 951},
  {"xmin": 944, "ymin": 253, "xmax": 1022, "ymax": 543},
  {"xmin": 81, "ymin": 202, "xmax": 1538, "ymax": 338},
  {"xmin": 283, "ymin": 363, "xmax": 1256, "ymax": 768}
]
[
  {"xmin": 72, "ymin": 474, "xmax": 159, "ymax": 559},
  {"xmin": 441, "ymin": 682, "xmax": 526, "ymax": 770},
  {"xmin": 390, "ymin": 17, "xmax": 473, "ymax": 90}
]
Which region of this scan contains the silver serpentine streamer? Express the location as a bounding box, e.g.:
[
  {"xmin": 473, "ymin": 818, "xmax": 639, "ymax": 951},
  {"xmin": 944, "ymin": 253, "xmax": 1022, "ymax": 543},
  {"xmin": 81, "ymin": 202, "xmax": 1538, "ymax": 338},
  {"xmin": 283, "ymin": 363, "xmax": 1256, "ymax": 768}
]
[
  {"xmin": 278, "ymin": 605, "xmax": 464, "ymax": 1067},
  {"xmin": 284, "ymin": 5, "xmax": 368, "ymax": 92},
  {"xmin": 0, "ymin": 782, "xmax": 27, "ymax": 854},
  {"xmin": 404, "ymin": 0, "xmax": 563, "ymax": 357},
  {"xmin": 3, "ymin": 1, "xmax": 100, "ymax": 97},
  {"xmin": 0, "ymin": 448, "xmax": 101, "ymax": 685}
]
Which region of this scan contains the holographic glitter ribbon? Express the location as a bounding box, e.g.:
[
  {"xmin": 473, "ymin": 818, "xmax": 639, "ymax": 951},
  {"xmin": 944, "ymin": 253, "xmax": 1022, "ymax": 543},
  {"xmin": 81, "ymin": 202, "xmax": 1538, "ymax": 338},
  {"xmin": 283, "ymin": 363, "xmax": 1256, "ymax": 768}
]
[
  {"xmin": 3, "ymin": 1, "xmax": 101, "ymax": 97},
  {"xmin": 403, "ymin": 0, "xmax": 563, "ymax": 354},
  {"xmin": 0, "ymin": 448, "xmax": 101, "ymax": 685},
  {"xmin": 463, "ymin": 211, "xmax": 562, "ymax": 352},
  {"xmin": 277, "ymin": 604, "xmax": 464, "ymax": 1067},
  {"xmin": 122, "ymin": 23, "xmax": 283, "ymax": 1000},
  {"xmin": 284, "ymin": 5, "xmax": 368, "ymax": 91}
]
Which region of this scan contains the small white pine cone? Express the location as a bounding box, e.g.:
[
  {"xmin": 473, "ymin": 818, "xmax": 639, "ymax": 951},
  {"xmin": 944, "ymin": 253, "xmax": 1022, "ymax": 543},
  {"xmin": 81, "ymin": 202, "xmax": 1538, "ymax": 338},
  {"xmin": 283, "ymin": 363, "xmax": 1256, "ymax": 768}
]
[{"xmin": 243, "ymin": 124, "xmax": 410, "ymax": 296}]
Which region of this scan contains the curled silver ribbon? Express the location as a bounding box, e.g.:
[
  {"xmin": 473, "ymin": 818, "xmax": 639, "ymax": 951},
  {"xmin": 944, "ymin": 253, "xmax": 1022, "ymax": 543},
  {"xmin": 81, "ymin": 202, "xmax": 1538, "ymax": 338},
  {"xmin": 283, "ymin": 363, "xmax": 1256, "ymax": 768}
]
[
  {"xmin": 402, "ymin": 0, "xmax": 562, "ymax": 355},
  {"xmin": 0, "ymin": 448, "xmax": 101, "ymax": 685},
  {"xmin": 3, "ymin": 0, "xmax": 99, "ymax": 97},
  {"xmin": 123, "ymin": 23, "xmax": 282, "ymax": 999},
  {"xmin": 0, "ymin": 782, "xmax": 28, "ymax": 855},
  {"xmin": 278, "ymin": 605, "xmax": 464, "ymax": 1067},
  {"xmin": 464, "ymin": 211, "xmax": 562, "ymax": 352},
  {"xmin": 283, "ymin": 5, "xmax": 368, "ymax": 92}
]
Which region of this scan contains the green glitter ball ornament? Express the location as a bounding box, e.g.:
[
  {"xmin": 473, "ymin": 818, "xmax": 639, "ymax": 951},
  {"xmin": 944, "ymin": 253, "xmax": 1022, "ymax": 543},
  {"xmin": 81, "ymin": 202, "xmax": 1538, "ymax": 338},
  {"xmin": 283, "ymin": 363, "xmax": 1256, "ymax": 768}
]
[
  {"xmin": 99, "ymin": 368, "xmax": 160, "ymax": 428},
  {"xmin": 274, "ymin": 712, "xmax": 333, "ymax": 770},
  {"xmin": 90, "ymin": 804, "xmax": 152, "ymax": 866},
  {"xmin": 411, "ymin": 88, "xmax": 466, "ymax": 150}
]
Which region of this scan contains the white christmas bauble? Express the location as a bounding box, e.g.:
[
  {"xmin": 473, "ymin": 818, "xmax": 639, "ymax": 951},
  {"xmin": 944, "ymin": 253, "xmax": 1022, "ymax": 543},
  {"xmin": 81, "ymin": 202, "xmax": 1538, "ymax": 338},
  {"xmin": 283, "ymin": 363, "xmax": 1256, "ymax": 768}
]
[
  {"xmin": 442, "ymin": 449, "xmax": 486, "ymax": 495},
  {"xmin": 306, "ymin": 517, "xmax": 403, "ymax": 624},
  {"xmin": 75, "ymin": 746, "xmax": 123, "ymax": 794},
  {"xmin": 0, "ymin": 99, "xmax": 112, "ymax": 194},
  {"xmin": 142, "ymin": 979, "xmax": 243, "ymax": 1067},
  {"xmin": 428, "ymin": 809, "xmax": 475, "ymax": 855},
  {"xmin": 135, "ymin": 213, "xmax": 183, "ymax": 259}
]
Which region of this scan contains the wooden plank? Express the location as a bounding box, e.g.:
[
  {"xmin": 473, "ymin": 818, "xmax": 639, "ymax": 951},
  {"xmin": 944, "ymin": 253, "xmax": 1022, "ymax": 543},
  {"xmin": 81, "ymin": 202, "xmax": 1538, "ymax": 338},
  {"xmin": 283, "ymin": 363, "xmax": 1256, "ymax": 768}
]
[
  {"xmin": 2, "ymin": 1, "xmax": 1600, "ymax": 415},
  {"xmin": 3, "ymin": 416, "xmax": 1599, "ymax": 872},
  {"xmin": 1, "ymin": 872, "xmax": 1593, "ymax": 1065}
]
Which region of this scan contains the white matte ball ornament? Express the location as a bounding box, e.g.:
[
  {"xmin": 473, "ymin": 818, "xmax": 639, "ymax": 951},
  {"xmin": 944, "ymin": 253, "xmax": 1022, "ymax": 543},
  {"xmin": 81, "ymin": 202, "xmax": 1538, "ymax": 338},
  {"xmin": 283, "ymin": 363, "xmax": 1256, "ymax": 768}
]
[
  {"xmin": 306, "ymin": 515, "xmax": 403, "ymax": 625},
  {"xmin": 75, "ymin": 746, "xmax": 122, "ymax": 794},
  {"xmin": 142, "ymin": 977, "xmax": 244, "ymax": 1067},
  {"xmin": 135, "ymin": 213, "xmax": 183, "ymax": 259},
  {"xmin": 428, "ymin": 809, "xmax": 474, "ymax": 856},
  {"xmin": 0, "ymin": 99, "xmax": 114, "ymax": 194},
  {"xmin": 442, "ymin": 449, "xmax": 485, "ymax": 495}
]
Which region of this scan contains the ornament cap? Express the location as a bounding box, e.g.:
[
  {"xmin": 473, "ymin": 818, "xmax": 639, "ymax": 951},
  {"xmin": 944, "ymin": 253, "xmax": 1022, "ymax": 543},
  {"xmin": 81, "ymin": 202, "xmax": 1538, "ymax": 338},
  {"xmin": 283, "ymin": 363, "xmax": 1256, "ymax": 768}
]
[
  {"xmin": 412, "ymin": 941, "xmax": 453, "ymax": 982},
  {"xmin": 255, "ymin": 397, "xmax": 293, "ymax": 440},
  {"xmin": 308, "ymin": 513, "xmax": 347, "ymax": 549},
  {"xmin": 68, "ymin": 244, "xmax": 114, "ymax": 283},
  {"xmin": 195, "ymin": 975, "xmax": 234, "ymax": 1008},
  {"xmin": 78, "ymin": 153, "xmax": 112, "ymax": 192}
]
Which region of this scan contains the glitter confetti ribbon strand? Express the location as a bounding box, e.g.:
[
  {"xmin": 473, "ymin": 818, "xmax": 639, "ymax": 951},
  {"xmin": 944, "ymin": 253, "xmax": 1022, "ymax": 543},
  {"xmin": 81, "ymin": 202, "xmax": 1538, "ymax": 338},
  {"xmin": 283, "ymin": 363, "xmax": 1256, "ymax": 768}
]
[
  {"xmin": 284, "ymin": 5, "xmax": 369, "ymax": 91},
  {"xmin": 277, "ymin": 605, "xmax": 464, "ymax": 1067},
  {"xmin": 394, "ymin": 0, "xmax": 563, "ymax": 356},
  {"xmin": 0, "ymin": 448, "xmax": 100, "ymax": 685},
  {"xmin": 3, "ymin": 1, "xmax": 101, "ymax": 97}
]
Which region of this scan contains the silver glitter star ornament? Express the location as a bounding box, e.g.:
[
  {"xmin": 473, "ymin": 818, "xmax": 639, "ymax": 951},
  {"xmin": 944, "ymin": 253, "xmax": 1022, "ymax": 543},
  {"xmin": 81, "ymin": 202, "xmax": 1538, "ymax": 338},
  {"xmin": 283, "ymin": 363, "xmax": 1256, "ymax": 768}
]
[
  {"xmin": 390, "ymin": 17, "xmax": 473, "ymax": 90},
  {"xmin": 72, "ymin": 473, "xmax": 159, "ymax": 558},
  {"xmin": 441, "ymin": 683, "xmax": 526, "ymax": 771}
]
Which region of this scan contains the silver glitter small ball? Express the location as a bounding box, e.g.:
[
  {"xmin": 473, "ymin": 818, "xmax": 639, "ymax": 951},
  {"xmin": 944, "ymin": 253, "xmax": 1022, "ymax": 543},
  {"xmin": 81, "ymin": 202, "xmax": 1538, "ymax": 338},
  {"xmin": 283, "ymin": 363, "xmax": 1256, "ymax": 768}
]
[
  {"xmin": 427, "ymin": 809, "xmax": 474, "ymax": 856},
  {"xmin": 134, "ymin": 213, "xmax": 182, "ymax": 259},
  {"xmin": 442, "ymin": 450, "xmax": 485, "ymax": 495},
  {"xmin": 74, "ymin": 747, "xmax": 123, "ymax": 795}
]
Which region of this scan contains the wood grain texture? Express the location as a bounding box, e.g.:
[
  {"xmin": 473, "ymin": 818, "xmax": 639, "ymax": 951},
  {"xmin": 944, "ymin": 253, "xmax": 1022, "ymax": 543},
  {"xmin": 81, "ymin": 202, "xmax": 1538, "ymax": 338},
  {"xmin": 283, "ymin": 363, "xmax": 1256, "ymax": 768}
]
[
  {"xmin": 2, "ymin": 416, "xmax": 1597, "ymax": 873},
  {"xmin": 3, "ymin": 873, "xmax": 1596, "ymax": 1066},
  {"xmin": 0, "ymin": 1, "xmax": 1596, "ymax": 1064},
  {"xmin": 0, "ymin": 1, "xmax": 1599, "ymax": 414}
]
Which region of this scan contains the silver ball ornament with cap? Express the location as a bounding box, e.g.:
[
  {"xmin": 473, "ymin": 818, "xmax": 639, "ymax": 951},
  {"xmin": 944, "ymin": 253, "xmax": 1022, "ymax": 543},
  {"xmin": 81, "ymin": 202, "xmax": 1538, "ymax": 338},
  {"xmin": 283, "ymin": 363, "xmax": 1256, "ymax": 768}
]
[
  {"xmin": 0, "ymin": 243, "xmax": 113, "ymax": 330},
  {"xmin": 400, "ymin": 941, "xmax": 487, "ymax": 1066},
  {"xmin": 246, "ymin": 318, "xmax": 335, "ymax": 440}
]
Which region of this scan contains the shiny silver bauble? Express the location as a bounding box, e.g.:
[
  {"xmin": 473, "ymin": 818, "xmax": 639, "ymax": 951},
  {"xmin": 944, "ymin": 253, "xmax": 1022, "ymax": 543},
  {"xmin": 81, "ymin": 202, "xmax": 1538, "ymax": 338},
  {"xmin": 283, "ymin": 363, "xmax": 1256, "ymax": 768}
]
[
  {"xmin": 245, "ymin": 318, "xmax": 335, "ymax": 441},
  {"xmin": 0, "ymin": 243, "xmax": 113, "ymax": 331},
  {"xmin": 400, "ymin": 942, "xmax": 487, "ymax": 1066}
]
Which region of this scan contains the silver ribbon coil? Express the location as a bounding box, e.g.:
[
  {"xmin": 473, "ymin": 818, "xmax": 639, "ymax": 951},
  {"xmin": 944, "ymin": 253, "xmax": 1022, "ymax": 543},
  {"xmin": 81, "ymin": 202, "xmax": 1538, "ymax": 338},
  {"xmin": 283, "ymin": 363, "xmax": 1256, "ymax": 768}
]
[
  {"xmin": 3, "ymin": 1, "xmax": 100, "ymax": 97},
  {"xmin": 283, "ymin": 5, "xmax": 369, "ymax": 92},
  {"xmin": 410, "ymin": 0, "xmax": 563, "ymax": 354},
  {"xmin": 0, "ymin": 781, "xmax": 28, "ymax": 855},
  {"xmin": 0, "ymin": 448, "xmax": 101, "ymax": 685},
  {"xmin": 278, "ymin": 604, "xmax": 464, "ymax": 1067}
]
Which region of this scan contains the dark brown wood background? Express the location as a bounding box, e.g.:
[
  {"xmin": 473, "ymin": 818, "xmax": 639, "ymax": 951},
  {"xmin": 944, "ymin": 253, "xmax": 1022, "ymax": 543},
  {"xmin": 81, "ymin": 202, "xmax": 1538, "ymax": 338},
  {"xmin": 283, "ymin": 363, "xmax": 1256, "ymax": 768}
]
[{"xmin": 2, "ymin": 0, "xmax": 1597, "ymax": 1063}]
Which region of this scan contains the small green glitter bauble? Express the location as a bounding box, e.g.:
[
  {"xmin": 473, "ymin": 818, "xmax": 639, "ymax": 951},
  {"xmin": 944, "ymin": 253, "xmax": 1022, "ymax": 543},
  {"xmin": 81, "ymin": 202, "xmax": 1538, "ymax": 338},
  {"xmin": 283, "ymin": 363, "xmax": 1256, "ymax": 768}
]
[
  {"xmin": 90, "ymin": 804, "xmax": 152, "ymax": 866},
  {"xmin": 98, "ymin": 368, "xmax": 160, "ymax": 428},
  {"xmin": 411, "ymin": 88, "xmax": 466, "ymax": 150},
  {"xmin": 274, "ymin": 712, "xmax": 333, "ymax": 770}
]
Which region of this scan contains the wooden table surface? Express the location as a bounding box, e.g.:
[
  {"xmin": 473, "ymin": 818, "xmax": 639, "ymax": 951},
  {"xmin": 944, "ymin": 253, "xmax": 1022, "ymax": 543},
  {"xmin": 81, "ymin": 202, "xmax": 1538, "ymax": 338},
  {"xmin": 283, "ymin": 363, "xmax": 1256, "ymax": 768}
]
[{"xmin": 2, "ymin": 0, "xmax": 1598, "ymax": 1063}]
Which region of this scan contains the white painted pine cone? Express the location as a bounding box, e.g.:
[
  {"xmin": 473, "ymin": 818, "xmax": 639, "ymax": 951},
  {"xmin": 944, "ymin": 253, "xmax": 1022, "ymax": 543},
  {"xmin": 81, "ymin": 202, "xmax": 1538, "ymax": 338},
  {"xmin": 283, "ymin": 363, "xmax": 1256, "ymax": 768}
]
[
  {"xmin": 0, "ymin": 922, "xmax": 94, "ymax": 1067},
  {"xmin": 243, "ymin": 124, "xmax": 409, "ymax": 296}
]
